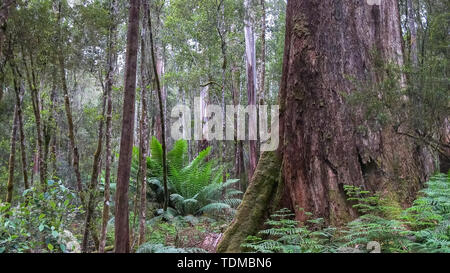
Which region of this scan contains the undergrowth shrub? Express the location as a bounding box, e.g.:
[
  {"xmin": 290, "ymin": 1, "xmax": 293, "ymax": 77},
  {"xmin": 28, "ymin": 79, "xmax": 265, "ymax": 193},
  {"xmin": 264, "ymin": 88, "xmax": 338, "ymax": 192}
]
[{"xmin": 0, "ymin": 180, "xmax": 81, "ymax": 253}]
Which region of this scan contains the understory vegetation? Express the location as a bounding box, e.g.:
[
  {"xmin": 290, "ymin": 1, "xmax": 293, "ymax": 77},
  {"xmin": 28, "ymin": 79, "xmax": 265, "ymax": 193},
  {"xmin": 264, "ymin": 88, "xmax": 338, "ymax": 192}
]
[
  {"xmin": 0, "ymin": 139, "xmax": 241, "ymax": 253},
  {"xmin": 241, "ymin": 173, "xmax": 450, "ymax": 253}
]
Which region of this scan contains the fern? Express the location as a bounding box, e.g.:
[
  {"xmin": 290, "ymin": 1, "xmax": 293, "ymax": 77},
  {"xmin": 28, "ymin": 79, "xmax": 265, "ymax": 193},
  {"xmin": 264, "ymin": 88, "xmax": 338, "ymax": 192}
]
[
  {"xmin": 403, "ymin": 173, "xmax": 450, "ymax": 253},
  {"xmin": 132, "ymin": 139, "xmax": 242, "ymax": 217},
  {"xmin": 242, "ymin": 209, "xmax": 337, "ymax": 253},
  {"xmin": 243, "ymin": 174, "xmax": 450, "ymax": 253}
]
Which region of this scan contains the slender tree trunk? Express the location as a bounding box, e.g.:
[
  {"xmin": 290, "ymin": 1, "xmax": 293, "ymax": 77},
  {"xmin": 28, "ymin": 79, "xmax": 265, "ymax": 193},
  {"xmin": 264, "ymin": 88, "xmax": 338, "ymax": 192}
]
[
  {"xmin": 146, "ymin": 1, "xmax": 169, "ymax": 212},
  {"xmin": 31, "ymin": 145, "xmax": 37, "ymax": 185},
  {"xmin": 12, "ymin": 67, "xmax": 29, "ymax": 190},
  {"xmin": 99, "ymin": 0, "xmax": 118, "ymax": 254},
  {"xmin": 57, "ymin": 2, "xmax": 83, "ymax": 201},
  {"xmin": 259, "ymin": 0, "xmax": 266, "ymax": 105},
  {"xmin": 244, "ymin": 0, "xmax": 258, "ymax": 182},
  {"xmin": 49, "ymin": 85, "xmax": 58, "ymax": 179},
  {"xmin": 218, "ymin": 0, "xmax": 433, "ymax": 252},
  {"xmin": 60, "ymin": 53, "xmax": 83, "ymax": 198},
  {"xmin": 81, "ymin": 88, "xmax": 107, "ymax": 252},
  {"xmin": 45, "ymin": 69, "xmax": 58, "ymax": 179},
  {"xmin": 153, "ymin": 57, "xmax": 165, "ymax": 142},
  {"xmin": 217, "ymin": 0, "xmax": 227, "ymax": 181},
  {"xmin": 138, "ymin": 1, "xmax": 149, "ymax": 244},
  {"xmin": 407, "ymin": 0, "xmax": 418, "ymax": 66},
  {"xmin": 198, "ymin": 84, "xmax": 210, "ymax": 154},
  {"xmin": 231, "ymin": 66, "xmax": 246, "ymax": 189},
  {"xmin": 138, "ymin": 0, "xmax": 150, "ymax": 245},
  {"xmin": 115, "ymin": 0, "xmax": 140, "ymax": 253},
  {"xmin": 22, "ymin": 51, "xmax": 46, "ymax": 189},
  {"xmin": 6, "ymin": 106, "xmax": 18, "ymax": 203}
]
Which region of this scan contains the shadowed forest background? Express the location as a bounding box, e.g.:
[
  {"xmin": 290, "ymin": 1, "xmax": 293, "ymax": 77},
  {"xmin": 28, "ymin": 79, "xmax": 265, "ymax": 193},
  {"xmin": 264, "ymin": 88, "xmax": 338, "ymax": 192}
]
[{"xmin": 0, "ymin": 0, "xmax": 448, "ymax": 253}]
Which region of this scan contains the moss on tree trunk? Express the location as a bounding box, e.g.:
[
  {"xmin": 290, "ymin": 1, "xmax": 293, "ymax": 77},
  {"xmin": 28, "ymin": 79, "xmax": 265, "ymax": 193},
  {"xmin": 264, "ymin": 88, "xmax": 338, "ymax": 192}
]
[{"xmin": 217, "ymin": 151, "xmax": 282, "ymax": 253}]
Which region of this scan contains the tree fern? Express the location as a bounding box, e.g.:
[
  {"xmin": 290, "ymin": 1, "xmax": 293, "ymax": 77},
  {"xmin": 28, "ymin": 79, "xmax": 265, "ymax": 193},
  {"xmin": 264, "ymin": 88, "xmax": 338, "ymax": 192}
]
[{"xmin": 132, "ymin": 139, "xmax": 242, "ymax": 217}]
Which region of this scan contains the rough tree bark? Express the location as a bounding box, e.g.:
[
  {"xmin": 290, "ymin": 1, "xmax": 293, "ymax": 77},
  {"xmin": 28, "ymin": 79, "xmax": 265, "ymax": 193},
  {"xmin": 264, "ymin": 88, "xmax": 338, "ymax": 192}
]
[
  {"xmin": 99, "ymin": 0, "xmax": 118, "ymax": 253},
  {"xmin": 115, "ymin": 0, "xmax": 140, "ymax": 253},
  {"xmin": 244, "ymin": 0, "xmax": 258, "ymax": 182},
  {"xmin": 218, "ymin": 0, "xmax": 432, "ymax": 252}
]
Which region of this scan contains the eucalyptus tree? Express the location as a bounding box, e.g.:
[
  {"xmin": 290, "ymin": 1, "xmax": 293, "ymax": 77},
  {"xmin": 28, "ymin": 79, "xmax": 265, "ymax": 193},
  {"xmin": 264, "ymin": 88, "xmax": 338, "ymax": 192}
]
[
  {"xmin": 243, "ymin": 0, "xmax": 258, "ymax": 182},
  {"xmin": 115, "ymin": 0, "xmax": 140, "ymax": 253},
  {"xmin": 219, "ymin": 0, "xmax": 435, "ymax": 252}
]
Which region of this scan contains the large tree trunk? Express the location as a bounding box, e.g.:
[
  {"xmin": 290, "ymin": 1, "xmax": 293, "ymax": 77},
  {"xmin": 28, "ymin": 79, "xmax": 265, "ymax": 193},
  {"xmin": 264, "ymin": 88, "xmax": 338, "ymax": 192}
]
[
  {"xmin": 115, "ymin": 0, "xmax": 140, "ymax": 253},
  {"xmin": 99, "ymin": 0, "xmax": 118, "ymax": 253},
  {"xmin": 244, "ymin": 0, "xmax": 258, "ymax": 183},
  {"xmin": 218, "ymin": 0, "xmax": 432, "ymax": 252}
]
